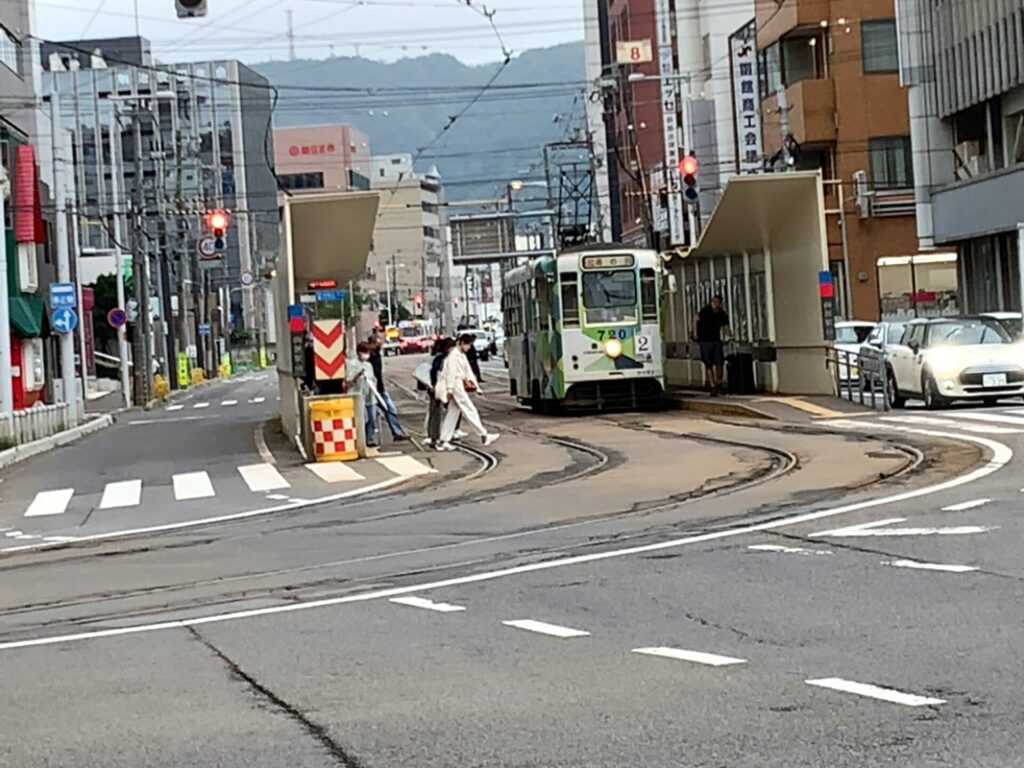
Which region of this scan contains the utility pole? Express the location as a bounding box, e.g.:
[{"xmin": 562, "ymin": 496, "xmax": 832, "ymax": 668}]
[
  {"xmin": 50, "ymin": 88, "xmax": 80, "ymax": 427},
  {"xmin": 131, "ymin": 109, "xmax": 154, "ymax": 404},
  {"xmin": 108, "ymin": 122, "xmax": 132, "ymax": 407},
  {"xmin": 287, "ymin": 10, "xmax": 296, "ymax": 61}
]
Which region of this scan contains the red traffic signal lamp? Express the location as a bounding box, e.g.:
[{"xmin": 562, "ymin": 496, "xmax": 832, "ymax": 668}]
[
  {"xmin": 206, "ymin": 209, "xmax": 229, "ymax": 251},
  {"xmin": 679, "ymin": 155, "xmax": 699, "ymax": 202}
]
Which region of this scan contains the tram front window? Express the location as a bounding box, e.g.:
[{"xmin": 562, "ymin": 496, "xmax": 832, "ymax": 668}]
[{"xmin": 582, "ymin": 270, "xmax": 638, "ymax": 324}]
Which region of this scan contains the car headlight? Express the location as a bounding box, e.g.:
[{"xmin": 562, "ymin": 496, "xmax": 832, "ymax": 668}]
[
  {"xmin": 604, "ymin": 339, "xmax": 623, "ymax": 359},
  {"xmin": 927, "ymin": 347, "xmax": 961, "ymax": 373}
]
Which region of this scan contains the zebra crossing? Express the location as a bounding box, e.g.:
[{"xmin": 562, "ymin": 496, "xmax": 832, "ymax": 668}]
[
  {"xmin": 826, "ymin": 406, "xmax": 1024, "ymax": 437},
  {"xmin": 14, "ymin": 456, "xmax": 435, "ymax": 519},
  {"xmin": 165, "ymin": 396, "xmax": 274, "ymax": 413}
]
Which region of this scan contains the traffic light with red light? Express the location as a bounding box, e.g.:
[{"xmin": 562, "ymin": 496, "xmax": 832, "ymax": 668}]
[
  {"xmin": 206, "ymin": 209, "xmax": 229, "ymax": 252},
  {"xmin": 679, "ymin": 155, "xmax": 699, "ymax": 203}
]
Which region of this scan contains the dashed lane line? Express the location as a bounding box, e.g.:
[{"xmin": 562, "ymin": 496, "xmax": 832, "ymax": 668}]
[
  {"xmin": 884, "ymin": 559, "xmax": 978, "ymax": 573},
  {"xmin": 632, "ymin": 647, "xmax": 747, "ymax": 666},
  {"xmin": 942, "ymin": 498, "xmax": 991, "ymax": 512},
  {"xmin": 0, "ymin": 428, "xmax": 1010, "ymax": 652},
  {"xmin": 502, "ymin": 620, "xmax": 590, "ymax": 639},
  {"xmin": 747, "ymin": 544, "xmax": 833, "ymax": 556},
  {"xmin": 390, "ymin": 597, "xmax": 466, "ymax": 613},
  {"xmin": 806, "ymin": 678, "xmax": 945, "ymax": 707}
]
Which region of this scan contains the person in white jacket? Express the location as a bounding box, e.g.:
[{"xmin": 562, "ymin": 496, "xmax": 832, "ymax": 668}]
[{"xmin": 434, "ymin": 334, "xmax": 500, "ymax": 451}]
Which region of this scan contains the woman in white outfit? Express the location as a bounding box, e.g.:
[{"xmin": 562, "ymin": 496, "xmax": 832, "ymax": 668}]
[{"xmin": 434, "ymin": 334, "xmax": 500, "ymax": 451}]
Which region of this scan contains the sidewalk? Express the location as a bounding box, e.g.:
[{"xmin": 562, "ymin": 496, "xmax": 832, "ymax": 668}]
[{"xmin": 664, "ymin": 387, "xmax": 878, "ymax": 423}]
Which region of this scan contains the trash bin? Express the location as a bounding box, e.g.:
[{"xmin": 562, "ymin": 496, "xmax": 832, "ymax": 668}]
[
  {"xmin": 309, "ymin": 396, "xmax": 361, "ymax": 462},
  {"xmin": 726, "ymin": 353, "xmax": 756, "ymax": 395}
]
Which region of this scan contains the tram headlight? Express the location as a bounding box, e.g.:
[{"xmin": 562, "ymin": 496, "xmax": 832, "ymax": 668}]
[{"xmin": 604, "ymin": 339, "xmax": 623, "ymax": 359}]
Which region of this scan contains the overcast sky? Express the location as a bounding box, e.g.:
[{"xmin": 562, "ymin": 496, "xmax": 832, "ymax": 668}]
[{"xmin": 35, "ymin": 0, "xmax": 585, "ymax": 65}]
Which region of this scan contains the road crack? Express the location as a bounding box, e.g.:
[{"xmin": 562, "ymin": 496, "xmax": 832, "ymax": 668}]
[{"xmin": 186, "ymin": 626, "xmax": 365, "ymax": 768}]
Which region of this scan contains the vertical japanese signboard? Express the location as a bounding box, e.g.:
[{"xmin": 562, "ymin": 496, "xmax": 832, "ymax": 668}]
[
  {"xmin": 730, "ymin": 21, "xmax": 763, "ymax": 175},
  {"xmin": 655, "ymin": 0, "xmax": 685, "ymax": 246}
]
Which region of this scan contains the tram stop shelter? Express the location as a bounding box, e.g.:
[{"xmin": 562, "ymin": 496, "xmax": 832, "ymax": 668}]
[
  {"xmin": 663, "ymin": 171, "xmax": 835, "ymax": 395},
  {"xmin": 275, "ymin": 191, "xmax": 381, "ymax": 451}
]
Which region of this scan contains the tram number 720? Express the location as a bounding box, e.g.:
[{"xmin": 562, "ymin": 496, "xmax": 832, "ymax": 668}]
[{"xmin": 595, "ymin": 329, "xmax": 631, "ymax": 341}]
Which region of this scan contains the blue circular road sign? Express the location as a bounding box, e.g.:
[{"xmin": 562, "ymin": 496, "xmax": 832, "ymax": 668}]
[
  {"xmin": 108, "ymin": 307, "xmax": 128, "ymax": 329},
  {"xmin": 52, "ymin": 307, "xmax": 78, "ymax": 335}
]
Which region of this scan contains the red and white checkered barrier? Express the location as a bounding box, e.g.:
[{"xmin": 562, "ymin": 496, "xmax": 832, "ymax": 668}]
[{"xmin": 312, "ymin": 416, "xmax": 358, "ymax": 460}]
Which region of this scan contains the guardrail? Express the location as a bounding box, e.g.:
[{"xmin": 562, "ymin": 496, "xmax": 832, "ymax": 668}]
[
  {"xmin": 0, "ymin": 402, "xmax": 72, "ymax": 446},
  {"xmin": 826, "ymin": 347, "xmax": 891, "ymax": 412}
]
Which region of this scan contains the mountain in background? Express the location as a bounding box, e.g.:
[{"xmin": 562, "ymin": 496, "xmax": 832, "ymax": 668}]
[{"xmin": 253, "ymin": 41, "xmax": 586, "ymax": 202}]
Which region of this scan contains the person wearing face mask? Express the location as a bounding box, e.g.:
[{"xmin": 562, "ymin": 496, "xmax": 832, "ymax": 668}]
[
  {"xmin": 346, "ymin": 341, "xmax": 380, "ymax": 448},
  {"xmin": 434, "ymin": 333, "xmax": 500, "ymax": 451}
]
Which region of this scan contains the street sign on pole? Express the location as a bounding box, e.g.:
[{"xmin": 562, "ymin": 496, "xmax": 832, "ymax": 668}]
[
  {"xmin": 198, "ymin": 322, "xmax": 212, "ymax": 336},
  {"xmin": 49, "ymin": 282, "xmax": 77, "ymax": 309},
  {"xmin": 314, "ymin": 289, "xmax": 346, "ymax": 302},
  {"xmin": 197, "ymin": 237, "xmax": 219, "ymax": 260},
  {"xmin": 107, "ymin": 307, "xmax": 127, "ymax": 328},
  {"xmin": 240, "ymin": 269, "xmax": 255, "ymax": 287},
  {"xmin": 52, "ymin": 307, "xmax": 78, "ymax": 334},
  {"xmin": 819, "ymin": 270, "xmax": 837, "ymax": 342}
]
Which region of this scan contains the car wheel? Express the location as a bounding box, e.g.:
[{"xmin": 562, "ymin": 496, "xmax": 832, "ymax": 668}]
[
  {"xmin": 922, "ymin": 372, "xmax": 948, "ymax": 410},
  {"xmin": 887, "ymin": 368, "xmax": 906, "ymax": 409}
]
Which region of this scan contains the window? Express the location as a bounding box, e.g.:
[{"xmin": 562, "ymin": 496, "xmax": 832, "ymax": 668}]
[
  {"xmin": 0, "ymin": 26, "xmax": 20, "ymax": 74},
  {"xmin": 422, "ymin": 225, "xmax": 440, "ymax": 239},
  {"xmin": 861, "ymin": 19, "xmax": 898, "ymax": 73},
  {"xmin": 582, "ymin": 270, "xmax": 638, "ymax": 324},
  {"xmin": 869, "ymin": 136, "xmax": 913, "ymax": 190},
  {"xmin": 348, "ymin": 170, "xmax": 370, "ymax": 191},
  {"xmin": 560, "ymin": 273, "xmax": 580, "ymax": 326},
  {"xmin": 640, "ymin": 269, "xmax": 658, "ymax": 322},
  {"xmin": 926, "ymin": 319, "xmax": 1011, "ymax": 347},
  {"xmin": 279, "ymin": 172, "xmax": 324, "ymax": 191}
]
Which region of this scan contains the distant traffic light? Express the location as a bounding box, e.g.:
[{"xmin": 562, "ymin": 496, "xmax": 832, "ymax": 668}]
[
  {"xmin": 175, "ymin": 0, "xmax": 208, "ymax": 18},
  {"xmin": 679, "ymin": 155, "xmax": 699, "ymax": 203},
  {"xmin": 206, "ymin": 209, "xmax": 229, "ymax": 252}
]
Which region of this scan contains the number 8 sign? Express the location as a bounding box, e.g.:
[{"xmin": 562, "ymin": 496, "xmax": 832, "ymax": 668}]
[{"xmin": 615, "ymin": 39, "xmax": 653, "ymax": 64}]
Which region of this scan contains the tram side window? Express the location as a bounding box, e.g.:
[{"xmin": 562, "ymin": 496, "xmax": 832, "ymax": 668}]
[
  {"xmin": 536, "ymin": 278, "xmax": 552, "ymax": 329},
  {"xmin": 561, "ymin": 273, "xmax": 580, "ymax": 326},
  {"xmin": 640, "ymin": 269, "xmax": 658, "ymax": 322}
]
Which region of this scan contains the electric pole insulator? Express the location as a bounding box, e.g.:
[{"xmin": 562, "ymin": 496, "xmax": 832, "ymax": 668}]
[{"xmin": 175, "ymin": 0, "xmax": 208, "ymax": 19}]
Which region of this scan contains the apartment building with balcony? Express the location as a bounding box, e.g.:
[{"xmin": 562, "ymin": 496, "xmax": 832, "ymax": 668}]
[
  {"xmin": 898, "ymin": 0, "xmax": 1024, "ymax": 315},
  {"xmin": 756, "ymin": 0, "xmax": 934, "ymax": 321}
]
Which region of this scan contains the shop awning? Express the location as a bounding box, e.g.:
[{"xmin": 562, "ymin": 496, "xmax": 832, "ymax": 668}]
[{"xmin": 9, "ymin": 294, "xmax": 45, "ymax": 337}]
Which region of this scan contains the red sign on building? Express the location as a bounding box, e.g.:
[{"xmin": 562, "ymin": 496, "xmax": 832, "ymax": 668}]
[{"xmin": 288, "ymin": 143, "xmax": 337, "ymax": 157}]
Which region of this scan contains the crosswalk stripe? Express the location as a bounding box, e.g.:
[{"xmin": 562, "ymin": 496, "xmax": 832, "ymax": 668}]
[
  {"xmin": 937, "ymin": 411, "xmax": 1024, "ymax": 427},
  {"xmin": 99, "ymin": 480, "xmax": 143, "ymax": 510},
  {"xmin": 172, "ymin": 472, "xmax": 215, "ymax": 501},
  {"xmin": 374, "ymin": 456, "xmax": 435, "ymax": 478},
  {"xmin": 166, "ymin": 405, "xmax": 184, "ymax": 412},
  {"xmin": 237, "ymin": 463, "xmax": 291, "ymax": 492},
  {"xmin": 305, "ymin": 462, "xmax": 366, "ymax": 483},
  {"xmin": 193, "ymin": 402, "xmax": 210, "ymax": 410},
  {"xmin": 221, "ymin": 400, "xmax": 238, "ymax": 406},
  {"xmin": 25, "ymin": 489, "xmax": 75, "ymax": 517},
  {"xmin": 880, "ymin": 416, "xmax": 1022, "ymax": 434}
]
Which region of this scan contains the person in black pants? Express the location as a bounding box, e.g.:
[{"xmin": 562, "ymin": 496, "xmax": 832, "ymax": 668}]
[
  {"xmin": 368, "ymin": 335, "xmax": 409, "ymax": 442},
  {"xmin": 691, "ymin": 295, "xmax": 730, "ymax": 396}
]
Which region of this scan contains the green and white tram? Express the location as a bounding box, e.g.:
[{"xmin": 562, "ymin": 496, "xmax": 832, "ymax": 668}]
[{"xmin": 501, "ymin": 245, "xmax": 665, "ymax": 411}]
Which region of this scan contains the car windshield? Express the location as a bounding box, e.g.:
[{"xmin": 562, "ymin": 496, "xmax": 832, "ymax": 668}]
[
  {"xmin": 929, "ymin": 319, "xmax": 1012, "ymax": 346},
  {"xmin": 836, "ymin": 325, "xmax": 874, "ymax": 344},
  {"xmin": 995, "ymin": 318, "xmax": 1023, "ymax": 339},
  {"xmin": 582, "ymin": 270, "xmax": 637, "ymax": 323}
]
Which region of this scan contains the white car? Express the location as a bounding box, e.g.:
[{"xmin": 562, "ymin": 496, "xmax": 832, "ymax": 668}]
[
  {"xmin": 982, "ymin": 311, "xmax": 1022, "ymax": 340},
  {"xmin": 461, "ymin": 329, "xmax": 493, "ymax": 361},
  {"xmin": 887, "ymin": 316, "xmax": 1024, "ymax": 408},
  {"xmin": 834, "ymin": 321, "xmax": 877, "ymax": 383}
]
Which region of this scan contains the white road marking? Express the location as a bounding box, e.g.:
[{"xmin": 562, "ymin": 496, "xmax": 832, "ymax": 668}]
[
  {"xmin": 43, "ymin": 536, "xmax": 79, "ymax": 543},
  {"xmin": 941, "ymin": 411, "xmax": 1024, "ymax": 427},
  {"xmin": 375, "ymin": 455, "xmax": 435, "ymax": 478},
  {"xmin": 131, "ymin": 416, "xmax": 209, "ymax": 425},
  {"xmin": 881, "ymin": 415, "xmax": 1021, "ymax": 435},
  {"xmin": 306, "ymin": 462, "xmax": 366, "ymax": 483},
  {"xmin": 0, "ymin": 429, "xmax": 1010, "ymax": 651},
  {"xmin": 237, "ymin": 464, "xmax": 290, "ymax": 493},
  {"xmin": 221, "ymin": 400, "xmax": 238, "ymax": 406},
  {"xmin": 812, "ymin": 517, "xmax": 996, "ymax": 538},
  {"xmin": 193, "ymin": 402, "xmax": 210, "ymax": 410},
  {"xmin": 166, "ymin": 404, "xmax": 185, "ymax": 412},
  {"xmin": 250, "ymin": 397, "xmax": 266, "ymax": 404},
  {"xmin": 99, "ymin": 480, "xmax": 142, "ymax": 510},
  {"xmin": 390, "ymin": 596, "xmax": 466, "ymax": 613},
  {"xmin": 266, "ymin": 494, "xmax": 289, "ymax": 501},
  {"xmin": 806, "ymin": 678, "xmax": 945, "ymax": 707},
  {"xmin": 172, "ymin": 472, "xmax": 215, "ymax": 501},
  {"xmin": 24, "ymin": 489, "xmax": 75, "ymax": 517},
  {"xmin": 502, "ymin": 619, "xmax": 590, "ymax": 639},
  {"xmin": 748, "ymin": 544, "xmax": 833, "ymax": 556},
  {"xmin": 632, "ymin": 647, "xmax": 747, "ymax": 666},
  {"xmin": 5, "ymin": 531, "xmax": 24, "ymax": 537},
  {"xmin": 942, "ymin": 498, "xmax": 991, "ymax": 512},
  {"xmin": 884, "ymin": 559, "xmax": 978, "ymax": 573}
]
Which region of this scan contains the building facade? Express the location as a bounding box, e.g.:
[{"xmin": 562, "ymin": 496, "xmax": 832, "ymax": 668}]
[
  {"xmin": 41, "ymin": 38, "xmax": 280, "ymax": 380},
  {"xmin": 898, "ymin": 0, "xmax": 1024, "ymax": 315},
  {"xmin": 756, "ymin": 0, "xmax": 930, "ymax": 321},
  {"xmin": 273, "ymin": 124, "xmax": 371, "ymax": 193}
]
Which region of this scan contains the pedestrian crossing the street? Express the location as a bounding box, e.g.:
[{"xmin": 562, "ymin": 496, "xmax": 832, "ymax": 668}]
[
  {"xmin": 16, "ymin": 456, "xmax": 436, "ymax": 519},
  {"xmin": 826, "ymin": 406, "xmax": 1024, "ymax": 437}
]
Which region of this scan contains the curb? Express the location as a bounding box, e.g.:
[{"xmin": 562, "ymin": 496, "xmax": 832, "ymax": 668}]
[
  {"xmin": 0, "ymin": 414, "xmax": 115, "ymax": 471},
  {"xmin": 664, "ymin": 393, "xmax": 777, "ymax": 420}
]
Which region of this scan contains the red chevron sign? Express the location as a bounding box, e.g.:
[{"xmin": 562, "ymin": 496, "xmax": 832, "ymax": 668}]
[{"xmin": 312, "ymin": 320, "xmax": 345, "ymax": 380}]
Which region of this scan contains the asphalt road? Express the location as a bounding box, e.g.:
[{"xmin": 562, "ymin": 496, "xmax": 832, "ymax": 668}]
[{"xmin": 2, "ymin": 357, "xmax": 1022, "ymax": 767}]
